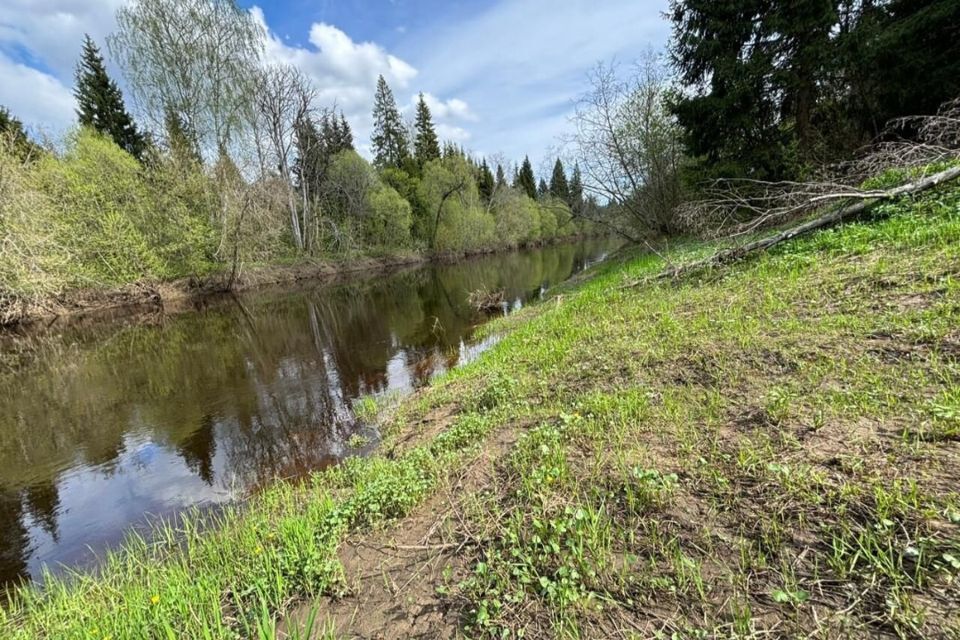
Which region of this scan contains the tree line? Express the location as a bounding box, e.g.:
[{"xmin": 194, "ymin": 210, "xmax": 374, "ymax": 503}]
[
  {"xmin": 1, "ymin": 0, "xmax": 956, "ymax": 307},
  {"xmin": 567, "ymin": 0, "xmax": 959, "ymax": 238},
  {"xmin": 0, "ymin": 0, "xmax": 595, "ymax": 308}
]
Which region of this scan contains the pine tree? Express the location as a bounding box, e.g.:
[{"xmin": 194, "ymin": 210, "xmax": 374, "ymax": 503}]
[
  {"xmin": 495, "ymin": 164, "xmax": 507, "ymax": 187},
  {"xmin": 549, "ymin": 158, "xmax": 569, "ymax": 201},
  {"xmin": 568, "ymin": 163, "xmax": 584, "ymax": 211},
  {"xmin": 478, "ymin": 158, "xmax": 495, "ymax": 201},
  {"xmin": 370, "ymin": 75, "xmax": 409, "ymax": 169},
  {"xmin": 164, "ymin": 105, "xmax": 201, "ymax": 165},
  {"xmin": 517, "ymin": 156, "xmax": 537, "ymax": 200},
  {"xmin": 0, "ymin": 105, "xmax": 40, "ymax": 160},
  {"xmin": 537, "ymin": 178, "xmax": 549, "ymax": 200},
  {"xmin": 669, "ymin": 0, "xmax": 838, "ymax": 178},
  {"xmin": 338, "ymin": 111, "xmax": 354, "ymax": 151},
  {"xmin": 294, "ymin": 114, "xmax": 325, "ymax": 199},
  {"xmin": 413, "ymin": 92, "xmax": 441, "ymax": 166},
  {"xmin": 74, "ymin": 34, "xmax": 146, "ymax": 159}
]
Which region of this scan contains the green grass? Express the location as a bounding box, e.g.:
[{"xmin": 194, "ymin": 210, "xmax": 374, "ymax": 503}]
[{"xmin": 3, "ymin": 181, "xmax": 960, "ymax": 638}]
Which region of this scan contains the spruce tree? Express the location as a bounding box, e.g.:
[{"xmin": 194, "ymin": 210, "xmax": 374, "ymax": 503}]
[
  {"xmin": 517, "ymin": 156, "xmax": 537, "ymax": 200},
  {"xmin": 74, "ymin": 34, "xmax": 146, "ymax": 159},
  {"xmin": 337, "ymin": 111, "xmax": 354, "ymax": 151},
  {"xmin": 537, "ymin": 178, "xmax": 549, "ymax": 200},
  {"xmin": 549, "ymin": 158, "xmax": 569, "ymax": 201},
  {"xmin": 0, "ymin": 105, "xmax": 39, "ymax": 160},
  {"xmin": 478, "ymin": 158, "xmax": 495, "ymax": 201},
  {"xmin": 495, "ymin": 164, "xmax": 507, "ymax": 187},
  {"xmin": 568, "ymin": 163, "xmax": 584, "ymax": 211},
  {"xmin": 294, "ymin": 115, "xmax": 325, "ymax": 199},
  {"xmin": 413, "ymin": 92, "xmax": 441, "ymax": 166},
  {"xmin": 164, "ymin": 105, "xmax": 201, "ymax": 165},
  {"xmin": 370, "ymin": 75, "xmax": 409, "ymax": 169}
]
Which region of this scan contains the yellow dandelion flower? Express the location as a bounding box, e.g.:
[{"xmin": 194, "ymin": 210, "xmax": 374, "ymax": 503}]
[{"xmin": 150, "ymin": 594, "xmax": 160, "ymax": 605}]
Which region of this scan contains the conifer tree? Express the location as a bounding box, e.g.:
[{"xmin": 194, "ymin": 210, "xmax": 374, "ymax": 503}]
[
  {"xmin": 337, "ymin": 111, "xmax": 354, "ymax": 151},
  {"xmin": 517, "ymin": 156, "xmax": 537, "ymax": 200},
  {"xmin": 0, "ymin": 105, "xmax": 40, "ymax": 160},
  {"xmin": 478, "ymin": 158, "xmax": 495, "ymax": 201},
  {"xmin": 74, "ymin": 34, "xmax": 146, "ymax": 159},
  {"xmin": 164, "ymin": 105, "xmax": 201, "ymax": 165},
  {"xmin": 294, "ymin": 115, "xmax": 325, "ymax": 198},
  {"xmin": 370, "ymin": 75, "xmax": 409, "ymax": 169},
  {"xmin": 495, "ymin": 164, "xmax": 507, "ymax": 187},
  {"xmin": 413, "ymin": 92, "xmax": 441, "ymax": 166},
  {"xmin": 568, "ymin": 163, "xmax": 584, "ymax": 211},
  {"xmin": 549, "ymin": 158, "xmax": 569, "ymax": 201},
  {"xmin": 537, "ymin": 178, "xmax": 549, "ymax": 199}
]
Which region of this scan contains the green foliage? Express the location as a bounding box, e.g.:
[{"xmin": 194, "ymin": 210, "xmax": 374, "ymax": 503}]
[
  {"xmin": 669, "ymin": 0, "xmax": 960, "ymax": 179},
  {"xmin": 417, "ymin": 156, "xmax": 494, "ymax": 251},
  {"xmin": 0, "ymin": 128, "xmax": 218, "ymax": 302},
  {"xmin": 477, "ymin": 158, "xmax": 495, "ymax": 202},
  {"xmin": 365, "ymin": 184, "xmax": 413, "ymax": 249},
  {"xmin": 0, "ymin": 106, "xmax": 41, "ymax": 162},
  {"xmin": 549, "ymin": 157, "xmax": 569, "ymax": 202},
  {"xmin": 413, "ymin": 92, "xmax": 441, "ymax": 167},
  {"xmin": 371, "ymin": 75, "xmax": 409, "ymax": 170},
  {"xmin": 74, "ymin": 35, "xmax": 146, "ymax": 160},
  {"xmin": 515, "ymin": 156, "xmax": 537, "ymax": 200}
]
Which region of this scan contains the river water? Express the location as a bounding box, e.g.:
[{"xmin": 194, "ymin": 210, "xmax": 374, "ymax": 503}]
[{"xmin": 0, "ymin": 237, "xmax": 621, "ymax": 588}]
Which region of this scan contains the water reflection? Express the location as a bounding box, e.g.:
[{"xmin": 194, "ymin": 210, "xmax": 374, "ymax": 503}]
[{"xmin": 0, "ymin": 238, "xmax": 620, "ymax": 587}]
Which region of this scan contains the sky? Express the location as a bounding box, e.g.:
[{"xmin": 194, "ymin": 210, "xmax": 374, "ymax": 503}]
[{"xmin": 0, "ymin": 0, "xmax": 670, "ymax": 169}]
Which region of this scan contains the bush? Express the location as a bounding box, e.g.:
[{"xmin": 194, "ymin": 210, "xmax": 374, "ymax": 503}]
[
  {"xmin": 32, "ymin": 129, "xmax": 162, "ymax": 285},
  {"xmin": 491, "ymin": 187, "xmax": 538, "ymax": 247},
  {"xmin": 365, "ymin": 184, "xmax": 413, "ymax": 249}
]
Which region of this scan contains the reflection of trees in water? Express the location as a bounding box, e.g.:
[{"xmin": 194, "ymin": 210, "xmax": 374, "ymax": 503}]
[
  {"xmin": 0, "ymin": 490, "xmax": 30, "ymax": 584},
  {"xmin": 0, "ymin": 238, "xmax": 619, "ymax": 584},
  {"xmin": 0, "ymin": 479, "xmax": 61, "ymax": 585},
  {"xmin": 176, "ymin": 415, "xmax": 216, "ymax": 486}
]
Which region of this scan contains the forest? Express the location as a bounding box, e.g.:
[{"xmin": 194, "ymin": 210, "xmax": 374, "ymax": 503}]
[{"xmin": 1, "ymin": 0, "xmax": 958, "ymax": 325}]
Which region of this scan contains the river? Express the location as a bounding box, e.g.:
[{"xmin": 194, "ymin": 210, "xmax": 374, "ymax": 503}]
[{"xmin": 0, "ymin": 237, "xmax": 621, "ymax": 588}]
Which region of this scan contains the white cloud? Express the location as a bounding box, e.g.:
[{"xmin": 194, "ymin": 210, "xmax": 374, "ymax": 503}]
[
  {"xmin": 415, "ymin": 92, "xmax": 477, "ymax": 122},
  {"xmin": 0, "ymin": 0, "xmax": 126, "ymax": 135},
  {"xmin": 251, "ymin": 6, "xmax": 424, "ymax": 155},
  {"xmin": 0, "ymin": 52, "xmax": 75, "ymax": 134},
  {"xmin": 396, "ymin": 0, "xmax": 671, "ymax": 168},
  {"xmin": 0, "ymin": 0, "xmax": 124, "ymax": 79},
  {"xmin": 0, "ymin": 0, "xmax": 670, "ymax": 165},
  {"xmin": 435, "ymin": 123, "xmax": 471, "ymax": 144}
]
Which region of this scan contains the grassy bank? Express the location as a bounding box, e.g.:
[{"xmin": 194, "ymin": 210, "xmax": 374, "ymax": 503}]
[{"xmin": 3, "ymin": 180, "xmax": 960, "ymax": 638}]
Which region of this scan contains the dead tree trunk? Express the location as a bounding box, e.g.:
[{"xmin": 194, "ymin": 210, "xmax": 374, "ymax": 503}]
[{"xmin": 646, "ymin": 164, "xmax": 960, "ymax": 282}]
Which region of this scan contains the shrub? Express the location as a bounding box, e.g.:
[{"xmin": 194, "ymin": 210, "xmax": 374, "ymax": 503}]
[{"xmin": 365, "ymin": 184, "xmax": 413, "ymax": 249}]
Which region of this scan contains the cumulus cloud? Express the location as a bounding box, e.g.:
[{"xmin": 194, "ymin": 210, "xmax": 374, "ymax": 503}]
[
  {"xmin": 0, "ymin": 0, "xmax": 124, "ymax": 78},
  {"xmin": 435, "ymin": 123, "xmax": 472, "ymax": 144},
  {"xmin": 0, "ymin": 0, "xmax": 126, "ymax": 135},
  {"xmin": 0, "ymin": 53, "xmax": 75, "ymax": 134},
  {"xmin": 399, "ymin": 0, "xmax": 671, "ymax": 166},
  {"xmin": 415, "ymin": 92, "xmax": 477, "ymax": 122},
  {"xmin": 252, "ymin": 5, "xmax": 422, "ymax": 148}
]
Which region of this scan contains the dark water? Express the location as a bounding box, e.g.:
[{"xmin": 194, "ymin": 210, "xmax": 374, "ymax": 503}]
[{"xmin": 0, "ymin": 238, "xmax": 620, "ymax": 588}]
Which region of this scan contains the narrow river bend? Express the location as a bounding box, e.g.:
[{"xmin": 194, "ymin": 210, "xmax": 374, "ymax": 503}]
[{"xmin": 0, "ymin": 238, "xmax": 621, "ymax": 588}]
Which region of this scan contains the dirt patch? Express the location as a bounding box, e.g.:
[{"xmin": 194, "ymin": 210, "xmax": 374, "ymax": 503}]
[{"xmin": 284, "ymin": 426, "xmax": 521, "ymax": 638}]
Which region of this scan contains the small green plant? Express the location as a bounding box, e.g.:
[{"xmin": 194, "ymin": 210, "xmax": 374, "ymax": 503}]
[
  {"xmin": 353, "ymin": 395, "xmax": 379, "ymax": 424},
  {"xmin": 347, "ymin": 433, "xmax": 371, "ymax": 448}
]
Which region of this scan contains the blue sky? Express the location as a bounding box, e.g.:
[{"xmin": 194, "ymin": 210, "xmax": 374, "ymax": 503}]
[{"xmin": 0, "ymin": 0, "xmax": 670, "ymax": 169}]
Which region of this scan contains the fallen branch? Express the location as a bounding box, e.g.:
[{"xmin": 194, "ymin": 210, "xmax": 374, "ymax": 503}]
[{"xmin": 633, "ymin": 164, "xmax": 960, "ymax": 284}]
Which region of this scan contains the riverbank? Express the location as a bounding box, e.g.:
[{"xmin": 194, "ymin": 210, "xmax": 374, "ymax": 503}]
[
  {"xmin": 1, "ymin": 235, "xmax": 599, "ymax": 332},
  {"xmin": 3, "ymin": 183, "xmax": 959, "ymax": 638}
]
